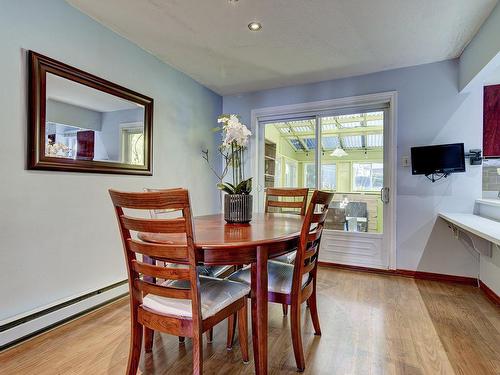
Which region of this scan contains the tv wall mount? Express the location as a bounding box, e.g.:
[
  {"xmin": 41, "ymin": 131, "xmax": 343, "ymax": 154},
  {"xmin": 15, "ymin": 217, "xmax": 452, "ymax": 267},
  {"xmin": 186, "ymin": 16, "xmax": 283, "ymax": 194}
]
[
  {"xmin": 465, "ymin": 149, "xmax": 483, "ymax": 165},
  {"xmin": 425, "ymin": 149, "xmax": 482, "ymax": 183}
]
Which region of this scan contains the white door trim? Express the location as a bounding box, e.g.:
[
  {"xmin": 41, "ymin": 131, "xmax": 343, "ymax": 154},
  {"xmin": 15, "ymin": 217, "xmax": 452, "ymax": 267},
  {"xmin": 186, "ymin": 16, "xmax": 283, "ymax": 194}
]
[{"xmin": 250, "ymin": 91, "xmax": 398, "ymax": 269}]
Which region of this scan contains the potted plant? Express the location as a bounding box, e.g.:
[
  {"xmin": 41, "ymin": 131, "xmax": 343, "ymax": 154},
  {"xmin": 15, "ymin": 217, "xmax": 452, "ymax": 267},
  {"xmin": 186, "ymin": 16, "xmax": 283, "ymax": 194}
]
[{"xmin": 202, "ymin": 114, "xmax": 253, "ymax": 223}]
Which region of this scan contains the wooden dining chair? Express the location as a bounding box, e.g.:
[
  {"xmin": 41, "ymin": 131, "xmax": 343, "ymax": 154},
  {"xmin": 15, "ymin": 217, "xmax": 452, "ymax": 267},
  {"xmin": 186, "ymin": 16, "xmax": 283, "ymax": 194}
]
[
  {"xmin": 265, "ymin": 187, "xmax": 309, "ymax": 315},
  {"xmin": 145, "ymin": 188, "xmax": 234, "ymax": 279},
  {"xmin": 228, "ymin": 190, "xmax": 334, "ymax": 372},
  {"xmin": 109, "ymin": 189, "xmax": 250, "ymax": 375},
  {"xmin": 144, "ymin": 187, "xmax": 235, "ymax": 344},
  {"xmin": 265, "ymin": 187, "xmax": 309, "ymax": 264}
]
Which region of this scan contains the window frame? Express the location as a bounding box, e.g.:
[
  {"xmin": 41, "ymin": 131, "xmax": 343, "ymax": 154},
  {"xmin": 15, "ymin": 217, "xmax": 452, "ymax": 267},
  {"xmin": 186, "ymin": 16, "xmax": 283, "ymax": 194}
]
[
  {"xmin": 320, "ymin": 162, "xmax": 337, "ymax": 191},
  {"xmin": 351, "ymin": 161, "xmax": 384, "ymax": 192},
  {"xmin": 120, "ymin": 123, "xmax": 145, "ymax": 165},
  {"xmin": 283, "ymin": 157, "xmax": 298, "ymax": 188}
]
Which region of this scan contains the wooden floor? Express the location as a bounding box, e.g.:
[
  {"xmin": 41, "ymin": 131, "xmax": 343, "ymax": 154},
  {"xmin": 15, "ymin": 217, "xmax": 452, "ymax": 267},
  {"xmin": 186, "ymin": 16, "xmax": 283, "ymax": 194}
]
[{"xmin": 1, "ymin": 267, "xmax": 499, "ymax": 375}]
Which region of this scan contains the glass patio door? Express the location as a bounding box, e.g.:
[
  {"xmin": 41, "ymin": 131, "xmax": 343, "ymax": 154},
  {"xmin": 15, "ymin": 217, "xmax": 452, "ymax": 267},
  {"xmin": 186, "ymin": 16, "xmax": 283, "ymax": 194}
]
[
  {"xmin": 319, "ymin": 111, "xmax": 385, "ymax": 235},
  {"xmin": 258, "ymin": 105, "xmax": 392, "ymax": 269}
]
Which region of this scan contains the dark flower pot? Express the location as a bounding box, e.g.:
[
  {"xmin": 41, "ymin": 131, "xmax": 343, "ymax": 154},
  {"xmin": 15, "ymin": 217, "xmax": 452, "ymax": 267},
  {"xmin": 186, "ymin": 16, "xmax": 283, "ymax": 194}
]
[{"xmin": 224, "ymin": 194, "xmax": 253, "ymax": 224}]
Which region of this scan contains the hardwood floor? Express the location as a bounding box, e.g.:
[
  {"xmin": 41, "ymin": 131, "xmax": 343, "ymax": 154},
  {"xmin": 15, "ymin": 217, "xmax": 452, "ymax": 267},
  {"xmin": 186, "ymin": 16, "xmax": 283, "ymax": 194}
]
[{"xmin": 1, "ymin": 267, "xmax": 498, "ymax": 374}]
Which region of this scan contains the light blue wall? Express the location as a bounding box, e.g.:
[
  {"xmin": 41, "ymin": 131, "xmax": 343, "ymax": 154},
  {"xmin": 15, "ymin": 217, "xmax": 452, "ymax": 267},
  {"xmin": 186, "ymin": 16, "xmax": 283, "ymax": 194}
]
[
  {"xmin": 224, "ymin": 60, "xmax": 484, "ymax": 277},
  {"xmin": 100, "ymin": 108, "xmax": 145, "ymax": 160},
  {"xmin": 0, "ymin": 0, "xmax": 222, "ymax": 321}
]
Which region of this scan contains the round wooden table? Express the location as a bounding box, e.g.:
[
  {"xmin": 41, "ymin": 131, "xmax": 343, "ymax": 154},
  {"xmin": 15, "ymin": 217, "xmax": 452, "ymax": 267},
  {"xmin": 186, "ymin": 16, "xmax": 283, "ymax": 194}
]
[{"xmin": 140, "ymin": 213, "xmax": 304, "ymax": 375}]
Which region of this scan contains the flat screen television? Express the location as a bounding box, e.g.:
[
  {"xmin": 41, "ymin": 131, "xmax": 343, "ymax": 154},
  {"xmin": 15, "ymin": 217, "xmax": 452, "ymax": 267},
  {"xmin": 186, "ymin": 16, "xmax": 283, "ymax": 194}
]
[{"xmin": 411, "ymin": 143, "xmax": 465, "ymax": 176}]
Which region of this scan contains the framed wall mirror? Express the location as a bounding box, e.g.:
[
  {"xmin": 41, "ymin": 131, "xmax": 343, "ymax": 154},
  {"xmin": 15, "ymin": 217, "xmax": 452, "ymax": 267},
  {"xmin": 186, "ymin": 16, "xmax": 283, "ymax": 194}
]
[{"xmin": 28, "ymin": 51, "xmax": 153, "ymax": 175}]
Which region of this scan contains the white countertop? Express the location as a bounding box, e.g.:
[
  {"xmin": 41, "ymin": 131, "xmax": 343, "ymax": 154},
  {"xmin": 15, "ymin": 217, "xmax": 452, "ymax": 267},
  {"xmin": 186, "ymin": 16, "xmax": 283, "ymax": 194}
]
[
  {"xmin": 476, "ymin": 198, "xmax": 500, "ymax": 208},
  {"xmin": 438, "ymin": 212, "xmax": 500, "ymax": 246}
]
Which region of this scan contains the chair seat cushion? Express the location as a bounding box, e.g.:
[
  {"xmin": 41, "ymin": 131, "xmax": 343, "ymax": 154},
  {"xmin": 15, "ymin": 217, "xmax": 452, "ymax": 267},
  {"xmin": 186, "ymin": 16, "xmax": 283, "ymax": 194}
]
[
  {"xmin": 271, "ymin": 250, "xmax": 297, "ymax": 264},
  {"xmin": 142, "ymin": 276, "xmax": 250, "ymax": 319},
  {"xmin": 227, "ymin": 260, "xmax": 309, "ymax": 295}
]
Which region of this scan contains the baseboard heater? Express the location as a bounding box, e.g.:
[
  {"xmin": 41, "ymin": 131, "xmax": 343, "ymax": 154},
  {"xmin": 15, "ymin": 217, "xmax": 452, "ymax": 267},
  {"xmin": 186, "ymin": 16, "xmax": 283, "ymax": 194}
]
[{"xmin": 0, "ymin": 280, "xmax": 129, "ymax": 351}]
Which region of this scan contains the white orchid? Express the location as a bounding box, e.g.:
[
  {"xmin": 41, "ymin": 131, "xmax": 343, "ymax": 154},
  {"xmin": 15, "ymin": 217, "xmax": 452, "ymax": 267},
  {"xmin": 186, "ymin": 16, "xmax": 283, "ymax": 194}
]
[
  {"xmin": 203, "ymin": 114, "xmax": 253, "ymax": 193},
  {"xmin": 218, "ymin": 114, "xmax": 252, "ymax": 148}
]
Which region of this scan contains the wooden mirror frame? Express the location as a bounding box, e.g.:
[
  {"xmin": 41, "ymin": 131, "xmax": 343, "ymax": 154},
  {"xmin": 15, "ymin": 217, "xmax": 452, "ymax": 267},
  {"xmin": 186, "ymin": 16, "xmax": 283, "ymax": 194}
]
[{"xmin": 28, "ymin": 51, "xmax": 153, "ymax": 175}]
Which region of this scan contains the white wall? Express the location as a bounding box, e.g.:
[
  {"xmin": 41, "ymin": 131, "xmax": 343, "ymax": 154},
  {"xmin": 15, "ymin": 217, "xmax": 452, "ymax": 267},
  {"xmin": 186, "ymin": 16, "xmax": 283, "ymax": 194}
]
[
  {"xmin": 0, "ymin": 0, "xmax": 222, "ymax": 321},
  {"xmin": 224, "ymin": 60, "xmax": 484, "ymax": 279},
  {"xmin": 459, "ymin": 1, "xmax": 500, "ymax": 91}
]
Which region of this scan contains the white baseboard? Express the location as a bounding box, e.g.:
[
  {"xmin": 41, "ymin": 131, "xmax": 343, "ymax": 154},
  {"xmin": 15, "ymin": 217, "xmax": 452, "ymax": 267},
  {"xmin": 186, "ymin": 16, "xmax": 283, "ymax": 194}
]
[{"xmin": 0, "ymin": 283, "xmax": 128, "ymax": 349}]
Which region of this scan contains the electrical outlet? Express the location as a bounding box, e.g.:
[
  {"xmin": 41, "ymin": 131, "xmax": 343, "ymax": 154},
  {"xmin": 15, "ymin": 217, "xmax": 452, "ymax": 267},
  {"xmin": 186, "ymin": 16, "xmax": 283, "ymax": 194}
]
[{"xmin": 401, "ymin": 156, "xmax": 410, "ymax": 167}]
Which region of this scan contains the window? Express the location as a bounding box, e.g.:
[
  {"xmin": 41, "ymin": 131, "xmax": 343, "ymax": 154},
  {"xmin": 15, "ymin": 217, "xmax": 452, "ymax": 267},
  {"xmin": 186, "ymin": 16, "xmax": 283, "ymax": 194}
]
[
  {"xmin": 274, "ymin": 157, "xmax": 282, "ymax": 187},
  {"xmin": 121, "ymin": 128, "xmax": 144, "ymax": 165},
  {"xmin": 321, "ymin": 164, "xmax": 336, "ymax": 190},
  {"xmin": 353, "ymin": 163, "xmax": 383, "ymax": 191},
  {"xmin": 304, "ymin": 163, "xmax": 336, "ymax": 190},
  {"xmin": 304, "ymin": 163, "xmax": 316, "ymax": 188},
  {"xmin": 284, "ymin": 159, "xmax": 297, "ymax": 187}
]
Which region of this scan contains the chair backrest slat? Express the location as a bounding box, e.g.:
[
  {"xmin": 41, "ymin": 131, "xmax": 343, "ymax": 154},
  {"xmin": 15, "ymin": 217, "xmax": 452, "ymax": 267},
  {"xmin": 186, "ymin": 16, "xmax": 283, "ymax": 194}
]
[
  {"xmin": 267, "ymin": 200, "xmax": 304, "ymax": 209},
  {"xmin": 311, "ymin": 210, "xmax": 329, "ymax": 224},
  {"xmin": 303, "ymin": 247, "xmax": 318, "ymax": 262},
  {"xmin": 144, "ymin": 187, "xmax": 183, "ymax": 217},
  {"xmin": 306, "ymin": 230, "xmax": 322, "ymax": 243},
  {"xmin": 266, "ymin": 187, "xmax": 309, "ymax": 197},
  {"xmin": 265, "ymin": 188, "xmax": 309, "ymax": 216},
  {"xmin": 293, "ymin": 190, "xmax": 334, "ymax": 292},
  {"xmin": 302, "ymin": 261, "xmax": 316, "ymax": 275},
  {"xmin": 110, "ymin": 190, "xmax": 189, "ymax": 210},
  {"xmin": 131, "ymin": 260, "xmax": 190, "ymax": 280},
  {"xmin": 109, "ymin": 188, "xmax": 201, "ymax": 321},
  {"xmin": 121, "ymin": 216, "xmax": 187, "ymax": 233},
  {"xmin": 127, "ymin": 239, "xmax": 188, "ymax": 260}
]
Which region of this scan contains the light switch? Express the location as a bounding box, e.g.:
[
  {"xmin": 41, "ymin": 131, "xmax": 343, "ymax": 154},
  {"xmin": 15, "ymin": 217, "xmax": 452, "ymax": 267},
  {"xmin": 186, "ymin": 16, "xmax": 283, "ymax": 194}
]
[{"xmin": 401, "ymin": 156, "xmax": 410, "ymax": 167}]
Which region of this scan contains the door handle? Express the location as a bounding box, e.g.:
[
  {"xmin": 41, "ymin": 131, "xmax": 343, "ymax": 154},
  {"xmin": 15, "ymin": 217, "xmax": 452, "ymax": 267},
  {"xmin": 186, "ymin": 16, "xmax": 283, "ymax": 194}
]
[{"xmin": 380, "ymin": 187, "xmax": 390, "ymax": 204}]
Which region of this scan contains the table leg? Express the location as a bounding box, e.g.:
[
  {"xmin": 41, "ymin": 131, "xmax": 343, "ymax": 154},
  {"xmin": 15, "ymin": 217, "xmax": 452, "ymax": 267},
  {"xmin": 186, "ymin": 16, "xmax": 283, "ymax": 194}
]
[{"xmin": 251, "ymin": 246, "xmax": 268, "ymax": 375}]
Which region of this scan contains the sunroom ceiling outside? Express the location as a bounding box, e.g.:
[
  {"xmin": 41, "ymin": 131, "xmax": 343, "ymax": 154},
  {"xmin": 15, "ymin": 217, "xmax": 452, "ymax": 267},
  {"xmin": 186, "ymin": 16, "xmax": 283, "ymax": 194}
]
[{"xmin": 272, "ymin": 112, "xmax": 384, "ymax": 152}]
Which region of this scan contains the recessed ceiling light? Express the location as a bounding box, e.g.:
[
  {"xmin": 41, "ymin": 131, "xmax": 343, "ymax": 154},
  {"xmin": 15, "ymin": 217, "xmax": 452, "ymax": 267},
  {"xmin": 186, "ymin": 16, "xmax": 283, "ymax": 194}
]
[{"xmin": 248, "ymin": 22, "xmax": 262, "ymax": 31}]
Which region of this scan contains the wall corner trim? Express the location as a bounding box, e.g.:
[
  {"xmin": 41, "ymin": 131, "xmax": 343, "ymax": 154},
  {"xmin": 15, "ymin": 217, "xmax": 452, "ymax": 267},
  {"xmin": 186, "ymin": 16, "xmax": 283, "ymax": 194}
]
[{"xmin": 479, "ymin": 280, "xmax": 500, "ymax": 306}]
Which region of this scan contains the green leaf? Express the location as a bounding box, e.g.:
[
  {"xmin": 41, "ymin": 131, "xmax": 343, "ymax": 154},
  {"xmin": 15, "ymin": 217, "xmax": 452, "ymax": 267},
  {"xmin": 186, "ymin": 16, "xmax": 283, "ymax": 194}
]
[
  {"xmin": 217, "ymin": 182, "xmax": 235, "ymax": 194},
  {"xmin": 224, "ymin": 182, "xmax": 236, "ymax": 190},
  {"xmin": 245, "ymin": 177, "xmax": 252, "ymax": 194},
  {"xmin": 233, "ymin": 178, "xmax": 252, "ymax": 194}
]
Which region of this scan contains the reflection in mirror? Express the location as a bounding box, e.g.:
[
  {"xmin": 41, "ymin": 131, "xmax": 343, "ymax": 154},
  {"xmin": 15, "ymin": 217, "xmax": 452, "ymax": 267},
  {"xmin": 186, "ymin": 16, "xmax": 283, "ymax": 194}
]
[{"xmin": 45, "ymin": 73, "xmax": 145, "ymax": 166}]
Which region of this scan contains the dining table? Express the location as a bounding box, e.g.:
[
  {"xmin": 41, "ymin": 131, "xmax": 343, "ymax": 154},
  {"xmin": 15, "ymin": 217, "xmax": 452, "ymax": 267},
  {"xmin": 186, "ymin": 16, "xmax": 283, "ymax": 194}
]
[{"xmin": 139, "ymin": 212, "xmax": 304, "ymax": 375}]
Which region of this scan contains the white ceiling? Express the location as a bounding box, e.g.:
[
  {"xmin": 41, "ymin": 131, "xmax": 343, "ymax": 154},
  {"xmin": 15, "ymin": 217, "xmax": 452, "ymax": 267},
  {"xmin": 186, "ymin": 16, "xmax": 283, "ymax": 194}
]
[
  {"xmin": 47, "ymin": 73, "xmax": 140, "ymax": 112},
  {"xmin": 67, "ymin": 0, "xmax": 498, "ymax": 95},
  {"xmin": 485, "ymin": 60, "xmax": 500, "ymax": 86}
]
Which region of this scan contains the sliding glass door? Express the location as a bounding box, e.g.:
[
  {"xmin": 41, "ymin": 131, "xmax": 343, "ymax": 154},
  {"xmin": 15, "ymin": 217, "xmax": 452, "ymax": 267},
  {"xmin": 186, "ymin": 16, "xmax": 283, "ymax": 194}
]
[
  {"xmin": 319, "ymin": 111, "xmax": 384, "ymax": 234},
  {"xmin": 258, "ymin": 103, "xmax": 392, "ymax": 269}
]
